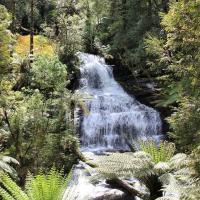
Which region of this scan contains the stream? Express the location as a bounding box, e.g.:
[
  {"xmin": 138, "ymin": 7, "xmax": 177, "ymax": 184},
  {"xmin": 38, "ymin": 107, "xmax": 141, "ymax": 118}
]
[{"xmin": 63, "ymin": 53, "xmax": 162, "ymax": 200}]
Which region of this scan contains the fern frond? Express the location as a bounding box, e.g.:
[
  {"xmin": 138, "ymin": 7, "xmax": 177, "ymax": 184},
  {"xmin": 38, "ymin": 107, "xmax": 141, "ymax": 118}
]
[
  {"xmin": 0, "ymin": 173, "xmax": 29, "ymax": 200},
  {"xmin": 0, "ymin": 187, "xmax": 15, "ymax": 200},
  {"xmin": 169, "ymin": 154, "xmax": 189, "ymax": 170},
  {"xmin": 26, "ymin": 168, "xmax": 68, "ymax": 200},
  {"xmin": 154, "ymin": 162, "xmax": 170, "ymax": 175},
  {"xmin": 159, "ymin": 173, "xmax": 181, "ymax": 200},
  {"xmin": 95, "ymin": 152, "xmax": 154, "ymax": 180}
]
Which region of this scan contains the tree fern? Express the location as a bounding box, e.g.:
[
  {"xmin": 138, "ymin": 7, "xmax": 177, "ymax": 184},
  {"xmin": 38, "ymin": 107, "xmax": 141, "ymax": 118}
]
[
  {"xmin": 155, "ymin": 153, "xmax": 200, "ymax": 200},
  {"xmin": 90, "ymin": 152, "xmax": 163, "ymax": 199},
  {"xmin": 95, "ymin": 152, "xmax": 154, "ymax": 180},
  {"xmin": 91, "ymin": 151, "xmax": 196, "ymax": 200},
  {"xmin": 139, "ymin": 140, "xmax": 175, "ymax": 163}
]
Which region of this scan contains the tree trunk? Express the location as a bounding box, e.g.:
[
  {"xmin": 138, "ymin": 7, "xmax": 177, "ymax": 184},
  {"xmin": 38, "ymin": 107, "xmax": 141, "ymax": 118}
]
[
  {"xmin": 162, "ymin": 0, "xmax": 169, "ymax": 13},
  {"xmin": 121, "ymin": 0, "xmax": 127, "ymax": 30},
  {"xmin": 30, "ymin": 0, "xmax": 34, "ymax": 60},
  {"xmin": 11, "ymin": 0, "xmax": 16, "ymax": 33}
]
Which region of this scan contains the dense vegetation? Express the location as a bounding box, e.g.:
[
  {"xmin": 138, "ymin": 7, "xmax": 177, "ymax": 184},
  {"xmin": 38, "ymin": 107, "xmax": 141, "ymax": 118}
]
[{"xmin": 0, "ymin": 0, "xmax": 199, "ymax": 199}]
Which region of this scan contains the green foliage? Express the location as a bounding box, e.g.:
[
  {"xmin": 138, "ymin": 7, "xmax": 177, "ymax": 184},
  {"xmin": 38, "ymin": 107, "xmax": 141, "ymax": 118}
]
[
  {"xmin": 190, "ymin": 146, "xmax": 200, "ymax": 177},
  {"xmin": 0, "ymin": 5, "xmax": 12, "ymax": 78},
  {"xmin": 83, "ymin": 1, "xmax": 96, "ymax": 53},
  {"xmin": 0, "ymin": 172, "xmax": 29, "ymax": 200},
  {"xmin": 0, "ymin": 0, "xmax": 57, "ymax": 34},
  {"xmin": 145, "ymin": 0, "xmax": 200, "ymax": 158},
  {"xmin": 92, "ymin": 0, "xmax": 164, "ymax": 74},
  {"xmin": 92, "ymin": 151, "xmax": 200, "ymax": 200},
  {"xmin": 146, "ymin": 0, "xmax": 200, "ymax": 99},
  {"xmin": 0, "ymin": 55, "xmax": 79, "ymax": 181},
  {"xmin": 168, "ymin": 97, "xmax": 200, "ymax": 153},
  {"xmin": 31, "ymin": 55, "xmax": 68, "ymax": 92},
  {"xmin": 0, "ymin": 169, "xmax": 70, "ymax": 200},
  {"xmin": 56, "ymin": 1, "xmax": 86, "ymax": 68},
  {"xmin": 140, "ymin": 140, "xmax": 175, "ymax": 163},
  {"xmin": 4, "ymin": 89, "xmax": 79, "ymax": 175},
  {"xmin": 25, "ymin": 169, "xmax": 69, "ymax": 200}
]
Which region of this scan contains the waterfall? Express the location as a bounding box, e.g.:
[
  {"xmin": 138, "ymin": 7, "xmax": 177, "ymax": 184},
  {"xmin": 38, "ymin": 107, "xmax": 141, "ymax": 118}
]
[
  {"xmin": 76, "ymin": 53, "xmax": 162, "ymax": 151},
  {"xmin": 63, "ymin": 53, "xmax": 163, "ymax": 200}
]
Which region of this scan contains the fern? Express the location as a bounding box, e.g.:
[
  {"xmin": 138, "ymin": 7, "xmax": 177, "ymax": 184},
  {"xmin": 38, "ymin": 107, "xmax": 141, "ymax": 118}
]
[
  {"xmin": 0, "ymin": 169, "xmax": 70, "ymax": 200},
  {"xmin": 26, "ymin": 168, "xmax": 69, "ymax": 200},
  {"xmin": 139, "ymin": 140, "xmax": 175, "ymax": 163},
  {"xmin": 0, "ymin": 173, "xmax": 29, "ymax": 200},
  {"xmin": 0, "ymin": 187, "xmax": 15, "ymax": 200},
  {"xmin": 181, "ymin": 179, "xmax": 200, "ymax": 200},
  {"xmin": 93, "ymin": 152, "xmax": 154, "ymax": 181},
  {"xmin": 156, "ymin": 153, "xmax": 200, "ymax": 200}
]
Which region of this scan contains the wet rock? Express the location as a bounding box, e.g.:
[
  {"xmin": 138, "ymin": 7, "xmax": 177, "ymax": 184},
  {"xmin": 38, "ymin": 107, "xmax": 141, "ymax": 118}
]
[{"xmin": 91, "ymin": 188, "xmax": 126, "ymax": 200}]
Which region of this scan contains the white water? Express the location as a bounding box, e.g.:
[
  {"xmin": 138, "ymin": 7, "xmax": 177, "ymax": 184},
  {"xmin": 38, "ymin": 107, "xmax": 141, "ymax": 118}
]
[
  {"xmin": 77, "ymin": 53, "xmax": 162, "ymax": 151},
  {"xmin": 63, "ymin": 53, "xmax": 162, "ymax": 200}
]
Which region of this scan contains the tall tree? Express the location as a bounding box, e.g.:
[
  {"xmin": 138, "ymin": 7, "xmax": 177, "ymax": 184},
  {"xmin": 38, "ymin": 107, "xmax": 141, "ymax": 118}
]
[
  {"xmin": 11, "ymin": 0, "xmax": 16, "ymax": 33},
  {"xmin": 30, "ymin": 0, "xmax": 34, "ymax": 58}
]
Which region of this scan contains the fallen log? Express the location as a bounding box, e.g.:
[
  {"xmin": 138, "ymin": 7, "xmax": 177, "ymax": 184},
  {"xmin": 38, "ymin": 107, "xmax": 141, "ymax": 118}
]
[{"xmin": 107, "ymin": 178, "xmax": 149, "ymax": 200}]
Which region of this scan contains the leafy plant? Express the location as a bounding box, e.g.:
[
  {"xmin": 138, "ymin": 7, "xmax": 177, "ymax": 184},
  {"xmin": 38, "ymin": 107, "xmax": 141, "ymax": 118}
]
[
  {"xmin": 91, "ymin": 151, "xmax": 200, "ymax": 200},
  {"xmin": 93, "ymin": 152, "xmax": 161, "ymax": 199},
  {"xmin": 139, "ymin": 140, "xmax": 175, "ymax": 163},
  {"xmin": 168, "ymin": 97, "xmax": 200, "ymax": 153},
  {"xmin": 31, "ymin": 55, "xmax": 68, "ymax": 92},
  {"xmin": 0, "ymin": 169, "xmax": 71, "ymax": 200},
  {"xmin": 0, "ymin": 54, "xmax": 79, "ymax": 181},
  {"xmin": 0, "ymin": 5, "xmax": 12, "ymax": 78}
]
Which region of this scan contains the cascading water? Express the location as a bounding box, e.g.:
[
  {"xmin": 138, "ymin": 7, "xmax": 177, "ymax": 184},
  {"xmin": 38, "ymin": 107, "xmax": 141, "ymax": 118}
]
[
  {"xmin": 77, "ymin": 53, "xmax": 162, "ymax": 151},
  {"xmin": 63, "ymin": 53, "xmax": 162, "ymax": 200}
]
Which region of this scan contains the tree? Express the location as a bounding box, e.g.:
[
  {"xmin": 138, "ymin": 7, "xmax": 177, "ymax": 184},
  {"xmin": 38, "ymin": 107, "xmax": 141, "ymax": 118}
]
[
  {"xmin": 0, "ymin": 5, "xmax": 12, "ymax": 79},
  {"xmin": 0, "ymin": 55, "xmax": 80, "ymax": 182},
  {"xmin": 30, "ymin": 0, "xmax": 34, "ymax": 57},
  {"xmin": 145, "ymin": 0, "xmax": 200, "ymax": 153}
]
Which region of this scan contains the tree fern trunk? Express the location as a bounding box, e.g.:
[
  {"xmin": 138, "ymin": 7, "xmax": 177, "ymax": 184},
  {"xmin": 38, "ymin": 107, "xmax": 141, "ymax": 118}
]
[{"xmin": 144, "ymin": 175, "xmax": 162, "ymax": 200}]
